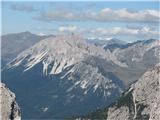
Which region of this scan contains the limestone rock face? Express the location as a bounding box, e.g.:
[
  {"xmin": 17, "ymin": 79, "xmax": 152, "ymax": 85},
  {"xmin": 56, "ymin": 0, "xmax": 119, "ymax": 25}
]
[
  {"xmin": 80, "ymin": 66, "xmax": 160, "ymax": 120},
  {"xmin": 0, "ymin": 83, "xmax": 21, "ymax": 120},
  {"xmin": 107, "ymin": 66, "xmax": 160, "ymax": 120}
]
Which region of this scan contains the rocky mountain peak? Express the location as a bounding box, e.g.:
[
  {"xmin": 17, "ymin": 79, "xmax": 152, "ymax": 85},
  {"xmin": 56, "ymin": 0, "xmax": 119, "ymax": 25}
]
[
  {"xmin": 108, "ymin": 66, "xmax": 160, "ymax": 120},
  {"xmin": 4, "ymin": 34, "xmax": 159, "ymax": 119},
  {"xmin": 81, "ymin": 66, "xmax": 160, "ymax": 120},
  {"xmin": 7, "ymin": 34, "xmax": 126, "ymax": 75},
  {"xmin": 0, "ymin": 83, "xmax": 21, "ymax": 120}
]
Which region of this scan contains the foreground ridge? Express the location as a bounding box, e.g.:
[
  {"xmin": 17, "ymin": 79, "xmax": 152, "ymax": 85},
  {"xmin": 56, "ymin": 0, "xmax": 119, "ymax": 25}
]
[
  {"xmin": 0, "ymin": 83, "xmax": 21, "ymax": 120},
  {"xmin": 79, "ymin": 66, "xmax": 160, "ymax": 120}
]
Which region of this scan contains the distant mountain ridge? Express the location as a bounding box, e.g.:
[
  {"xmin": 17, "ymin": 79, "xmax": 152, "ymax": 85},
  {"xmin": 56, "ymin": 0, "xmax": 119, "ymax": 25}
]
[
  {"xmin": 1, "ymin": 31, "xmax": 54, "ymax": 67},
  {"xmin": 86, "ymin": 37, "xmax": 127, "ymax": 49},
  {"xmin": 109, "ymin": 39, "xmax": 160, "ymax": 69}
]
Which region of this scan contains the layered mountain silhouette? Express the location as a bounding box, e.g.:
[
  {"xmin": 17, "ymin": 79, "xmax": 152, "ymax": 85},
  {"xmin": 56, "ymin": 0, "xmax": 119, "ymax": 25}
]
[{"xmin": 2, "ymin": 34, "xmax": 159, "ymax": 119}]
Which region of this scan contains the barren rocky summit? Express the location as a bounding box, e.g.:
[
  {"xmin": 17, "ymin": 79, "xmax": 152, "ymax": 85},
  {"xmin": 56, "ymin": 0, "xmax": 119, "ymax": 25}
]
[{"xmin": 0, "ymin": 83, "xmax": 21, "ymax": 120}]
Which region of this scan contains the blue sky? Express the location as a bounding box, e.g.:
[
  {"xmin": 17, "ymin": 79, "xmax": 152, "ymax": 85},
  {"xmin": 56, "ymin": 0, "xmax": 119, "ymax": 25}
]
[{"xmin": 2, "ymin": 1, "xmax": 160, "ymax": 42}]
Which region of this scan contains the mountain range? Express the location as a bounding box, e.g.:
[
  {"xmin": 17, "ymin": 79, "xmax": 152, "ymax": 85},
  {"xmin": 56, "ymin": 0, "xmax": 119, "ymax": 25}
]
[
  {"xmin": 86, "ymin": 37, "xmax": 127, "ymax": 49},
  {"xmin": 1, "ymin": 32, "xmax": 160, "ymax": 119}
]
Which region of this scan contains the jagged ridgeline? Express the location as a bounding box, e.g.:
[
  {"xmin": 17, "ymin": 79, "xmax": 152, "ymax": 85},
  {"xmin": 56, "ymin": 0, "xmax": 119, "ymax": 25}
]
[
  {"xmin": 1, "ymin": 31, "xmax": 54, "ymax": 67},
  {"xmin": 2, "ymin": 35, "xmax": 125, "ymax": 119},
  {"xmin": 77, "ymin": 66, "xmax": 160, "ymax": 120},
  {"xmin": 2, "ymin": 34, "xmax": 160, "ymax": 119},
  {"xmin": 0, "ymin": 83, "xmax": 21, "ymax": 120}
]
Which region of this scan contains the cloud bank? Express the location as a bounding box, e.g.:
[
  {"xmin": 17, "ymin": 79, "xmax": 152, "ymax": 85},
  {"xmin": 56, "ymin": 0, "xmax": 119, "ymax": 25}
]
[
  {"xmin": 91, "ymin": 26, "xmax": 159, "ymax": 37},
  {"xmin": 34, "ymin": 8, "xmax": 159, "ymax": 23},
  {"xmin": 56, "ymin": 25, "xmax": 159, "ymax": 39}
]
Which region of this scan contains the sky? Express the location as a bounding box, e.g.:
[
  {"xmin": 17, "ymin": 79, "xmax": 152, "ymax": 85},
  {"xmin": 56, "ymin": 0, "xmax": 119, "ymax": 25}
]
[{"xmin": 1, "ymin": 1, "xmax": 160, "ymax": 42}]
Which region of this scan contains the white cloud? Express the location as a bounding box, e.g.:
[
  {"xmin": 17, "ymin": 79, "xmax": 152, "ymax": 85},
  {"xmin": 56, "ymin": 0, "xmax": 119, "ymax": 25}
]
[
  {"xmin": 34, "ymin": 8, "xmax": 160, "ymax": 23},
  {"xmin": 58, "ymin": 25, "xmax": 77, "ymax": 33},
  {"xmin": 91, "ymin": 27, "xmax": 137, "ymax": 35},
  {"xmin": 90, "ymin": 26, "xmax": 159, "ymax": 39},
  {"xmin": 55, "ymin": 25, "xmax": 158, "ymax": 39}
]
